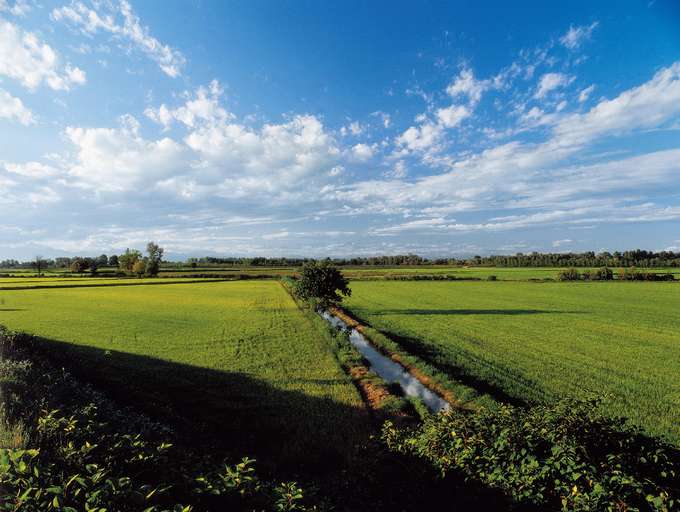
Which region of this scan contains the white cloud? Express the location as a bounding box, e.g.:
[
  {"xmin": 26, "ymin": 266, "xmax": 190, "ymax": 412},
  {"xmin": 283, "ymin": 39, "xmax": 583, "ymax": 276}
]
[
  {"xmin": 64, "ymin": 115, "xmax": 188, "ymax": 191},
  {"xmin": 395, "ymin": 122, "xmax": 443, "ymax": 152},
  {"xmin": 3, "ymin": 161, "xmax": 58, "ymax": 177},
  {"xmin": 534, "ymin": 72, "xmax": 573, "ymax": 99},
  {"xmin": 554, "ymin": 62, "xmax": 680, "ymax": 146},
  {"xmin": 552, "ymin": 239, "xmax": 573, "ymax": 247},
  {"xmin": 446, "ymin": 67, "xmax": 488, "ymax": 105},
  {"xmin": 334, "ymin": 61, "xmax": 680, "ymax": 227},
  {"xmin": 560, "ymin": 22, "xmax": 599, "ymax": 50},
  {"xmin": 351, "ymin": 143, "xmax": 375, "ymax": 161},
  {"xmin": 27, "ymin": 186, "xmax": 60, "ymax": 205},
  {"xmin": 0, "ymin": 88, "xmax": 33, "ymax": 124},
  {"xmin": 436, "ymin": 104, "xmax": 470, "ymax": 128},
  {"xmin": 0, "ymin": 19, "xmax": 87, "ymax": 90},
  {"xmin": 145, "ymin": 80, "xmax": 230, "ymax": 129},
  {"xmin": 371, "ymin": 111, "xmax": 391, "ymax": 128},
  {"xmin": 578, "ymin": 84, "xmax": 595, "ymax": 102},
  {"xmin": 340, "ymin": 121, "xmax": 364, "ymax": 136},
  {"xmin": 52, "ymin": 0, "xmax": 185, "ymax": 77},
  {"xmin": 390, "ymin": 160, "xmax": 407, "ymax": 178},
  {"xmin": 0, "ymin": 0, "xmax": 31, "ymax": 16}
]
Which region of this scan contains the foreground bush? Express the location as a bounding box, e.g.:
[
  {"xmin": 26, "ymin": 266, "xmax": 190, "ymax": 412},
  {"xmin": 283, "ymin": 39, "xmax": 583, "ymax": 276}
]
[{"xmin": 382, "ymin": 397, "xmax": 679, "ymax": 511}]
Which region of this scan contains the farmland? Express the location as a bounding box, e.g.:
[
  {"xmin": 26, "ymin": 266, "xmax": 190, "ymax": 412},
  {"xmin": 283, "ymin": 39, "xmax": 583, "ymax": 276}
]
[
  {"xmin": 0, "ymin": 280, "xmax": 368, "ymax": 470},
  {"xmin": 343, "ymin": 280, "xmax": 680, "ymax": 443}
]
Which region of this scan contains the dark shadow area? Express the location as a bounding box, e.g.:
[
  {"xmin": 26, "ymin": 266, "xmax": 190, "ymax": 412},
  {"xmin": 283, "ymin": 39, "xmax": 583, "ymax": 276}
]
[
  {"xmin": 371, "ymin": 308, "xmax": 582, "ymax": 316},
  {"xmin": 4, "ymin": 332, "xmax": 517, "ymax": 511},
  {"xmin": 23, "ymin": 335, "xmax": 370, "ymax": 475},
  {"xmin": 0, "ymin": 308, "xmax": 26, "ymax": 312}
]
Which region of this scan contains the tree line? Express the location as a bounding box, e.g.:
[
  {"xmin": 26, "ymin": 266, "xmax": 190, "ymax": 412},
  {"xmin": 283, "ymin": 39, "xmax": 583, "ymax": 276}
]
[
  {"xmin": 3, "ymin": 249, "xmax": 679, "ymax": 272},
  {"xmin": 0, "ymin": 242, "xmax": 164, "ymax": 277}
]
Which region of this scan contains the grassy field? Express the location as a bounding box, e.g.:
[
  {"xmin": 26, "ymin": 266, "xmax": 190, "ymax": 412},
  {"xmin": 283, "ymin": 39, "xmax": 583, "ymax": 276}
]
[
  {"xmin": 343, "ymin": 280, "xmax": 680, "ymax": 443},
  {"xmin": 0, "ymin": 280, "xmax": 367, "ymax": 471},
  {"xmin": 3, "ymin": 265, "xmax": 679, "ymax": 281}
]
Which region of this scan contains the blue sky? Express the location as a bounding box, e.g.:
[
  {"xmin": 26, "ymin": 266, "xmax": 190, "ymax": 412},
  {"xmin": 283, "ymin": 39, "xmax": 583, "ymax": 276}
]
[{"xmin": 1, "ymin": 0, "xmax": 679, "ymax": 259}]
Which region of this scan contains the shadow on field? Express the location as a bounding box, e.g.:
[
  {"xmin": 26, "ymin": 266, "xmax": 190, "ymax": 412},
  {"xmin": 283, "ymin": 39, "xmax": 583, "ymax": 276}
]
[
  {"xmin": 6, "ymin": 333, "xmax": 518, "ymax": 511},
  {"xmin": 372, "ymin": 308, "xmax": 581, "ymax": 316},
  {"xmin": 23, "ymin": 335, "xmax": 371, "ymax": 475}
]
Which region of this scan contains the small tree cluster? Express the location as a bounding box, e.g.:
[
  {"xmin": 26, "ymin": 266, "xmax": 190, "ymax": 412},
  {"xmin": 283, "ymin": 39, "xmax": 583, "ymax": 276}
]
[
  {"xmin": 557, "ymin": 267, "xmax": 581, "ymax": 281},
  {"xmin": 117, "ymin": 243, "xmax": 164, "ymax": 277}
]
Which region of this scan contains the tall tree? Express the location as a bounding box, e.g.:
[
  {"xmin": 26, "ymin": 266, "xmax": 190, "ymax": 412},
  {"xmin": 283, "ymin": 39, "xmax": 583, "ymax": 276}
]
[
  {"xmin": 33, "ymin": 255, "xmax": 47, "ymax": 276},
  {"xmin": 293, "ymin": 260, "xmax": 351, "ymax": 309},
  {"xmin": 145, "ymin": 242, "xmax": 164, "ymax": 277},
  {"xmin": 119, "ymin": 249, "xmax": 142, "ymax": 273}
]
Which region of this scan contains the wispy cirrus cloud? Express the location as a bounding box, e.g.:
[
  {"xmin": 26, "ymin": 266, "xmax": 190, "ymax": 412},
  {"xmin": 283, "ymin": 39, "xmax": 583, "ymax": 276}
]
[{"xmin": 52, "ymin": 0, "xmax": 185, "ymax": 77}]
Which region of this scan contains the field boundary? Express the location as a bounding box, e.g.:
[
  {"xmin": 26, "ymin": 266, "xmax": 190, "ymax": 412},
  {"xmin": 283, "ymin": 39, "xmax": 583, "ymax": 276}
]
[
  {"xmin": 333, "ymin": 306, "xmax": 511, "ymax": 412},
  {"xmin": 278, "ymin": 281, "xmax": 421, "ymax": 420}
]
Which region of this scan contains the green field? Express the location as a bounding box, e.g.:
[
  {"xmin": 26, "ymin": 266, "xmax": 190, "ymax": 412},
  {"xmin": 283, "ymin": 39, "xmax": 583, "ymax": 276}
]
[
  {"xmin": 0, "ymin": 280, "xmax": 367, "ymax": 470},
  {"xmin": 343, "ymin": 280, "xmax": 680, "ymax": 442}
]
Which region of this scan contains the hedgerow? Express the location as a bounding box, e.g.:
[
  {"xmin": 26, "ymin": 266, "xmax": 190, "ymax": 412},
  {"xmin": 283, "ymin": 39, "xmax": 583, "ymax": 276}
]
[{"xmin": 382, "ymin": 396, "xmax": 680, "ymax": 511}]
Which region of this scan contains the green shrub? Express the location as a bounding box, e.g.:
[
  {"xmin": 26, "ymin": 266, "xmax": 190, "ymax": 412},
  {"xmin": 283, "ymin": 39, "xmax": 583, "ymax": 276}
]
[
  {"xmin": 382, "ymin": 396, "xmax": 679, "ymax": 511},
  {"xmin": 557, "ymin": 268, "xmax": 581, "ymax": 281}
]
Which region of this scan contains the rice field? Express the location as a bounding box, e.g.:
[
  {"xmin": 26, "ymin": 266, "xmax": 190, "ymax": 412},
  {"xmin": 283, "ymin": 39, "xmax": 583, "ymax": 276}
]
[
  {"xmin": 343, "ymin": 280, "xmax": 680, "ymax": 443},
  {"xmin": 0, "ymin": 280, "xmax": 367, "ymax": 469}
]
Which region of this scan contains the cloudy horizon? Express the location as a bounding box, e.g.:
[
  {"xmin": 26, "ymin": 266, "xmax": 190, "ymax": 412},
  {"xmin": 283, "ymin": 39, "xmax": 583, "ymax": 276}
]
[{"xmin": 1, "ymin": 0, "xmax": 680, "ymax": 260}]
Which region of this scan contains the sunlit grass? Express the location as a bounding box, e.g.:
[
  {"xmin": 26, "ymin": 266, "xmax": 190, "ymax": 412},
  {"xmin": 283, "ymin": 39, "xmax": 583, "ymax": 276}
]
[{"xmin": 344, "ymin": 280, "xmax": 680, "ymax": 443}]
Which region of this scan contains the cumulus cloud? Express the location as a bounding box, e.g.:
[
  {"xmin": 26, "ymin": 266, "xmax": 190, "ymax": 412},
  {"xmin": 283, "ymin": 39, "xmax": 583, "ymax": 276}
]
[
  {"xmin": 0, "ymin": 19, "xmax": 86, "ymax": 90},
  {"xmin": 436, "ymin": 104, "xmax": 470, "ymax": 128},
  {"xmin": 145, "ymin": 80, "xmax": 230, "ymax": 129},
  {"xmin": 395, "ymin": 122, "xmax": 443, "ymax": 152},
  {"xmin": 52, "ymin": 0, "xmax": 185, "ymax": 77},
  {"xmin": 64, "ymin": 114, "xmax": 188, "ymax": 191},
  {"xmin": 446, "ymin": 67, "xmax": 488, "ymax": 105},
  {"xmin": 351, "ymin": 143, "xmax": 375, "ymax": 161},
  {"xmin": 0, "ymin": 88, "xmax": 33, "ymax": 124},
  {"xmin": 560, "ymin": 22, "xmax": 599, "ymax": 50},
  {"xmin": 340, "ymin": 121, "xmax": 364, "ymax": 136}
]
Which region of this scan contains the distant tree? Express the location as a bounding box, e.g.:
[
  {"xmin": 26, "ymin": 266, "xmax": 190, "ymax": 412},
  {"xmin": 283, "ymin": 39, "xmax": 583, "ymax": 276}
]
[
  {"xmin": 108, "ymin": 254, "xmax": 119, "ymax": 267},
  {"xmin": 119, "ymin": 249, "xmax": 142, "ymax": 273},
  {"xmin": 558, "ymin": 268, "xmax": 581, "ymax": 281},
  {"xmin": 145, "ymin": 242, "xmax": 164, "ymax": 277},
  {"xmin": 96, "ymin": 254, "xmax": 109, "ymax": 267},
  {"xmin": 293, "ymin": 260, "xmax": 351, "ymax": 309},
  {"xmin": 132, "ymin": 260, "xmax": 146, "ymax": 278},
  {"xmin": 32, "ymin": 255, "xmax": 47, "ymax": 276},
  {"xmin": 55, "ymin": 257, "xmax": 72, "ymax": 268},
  {"xmin": 70, "ymin": 258, "xmax": 86, "ymax": 274},
  {"xmin": 89, "ymin": 258, "xmax": 99, "ymax": 275}
]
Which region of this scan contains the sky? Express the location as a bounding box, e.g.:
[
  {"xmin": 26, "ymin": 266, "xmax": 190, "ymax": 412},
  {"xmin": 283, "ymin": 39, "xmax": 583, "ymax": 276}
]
[{"xmin": 1, "ymin": 0, "xmax": 680, "ymax": 260}]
